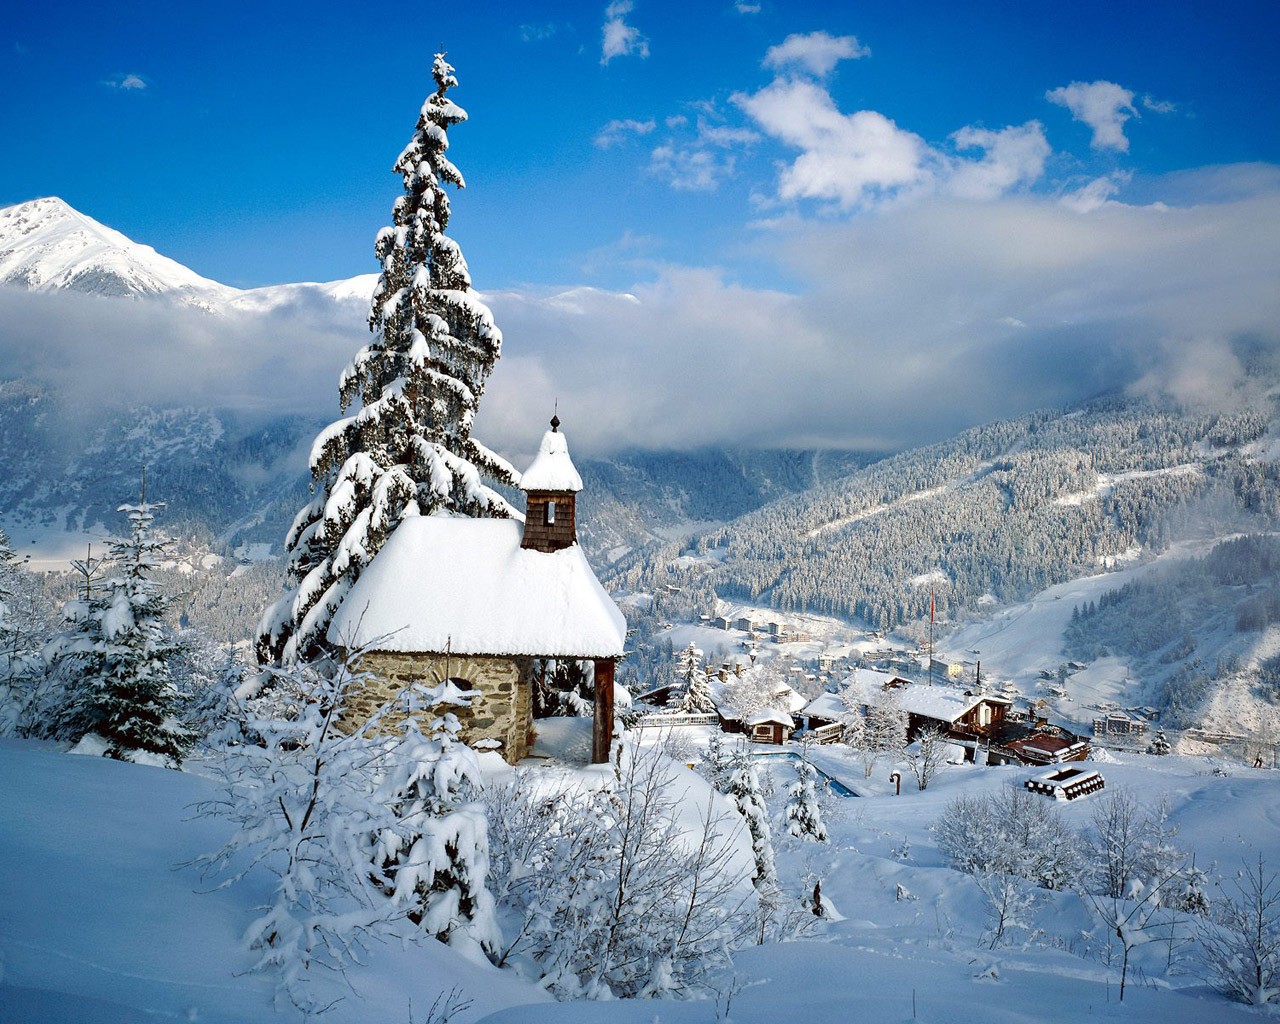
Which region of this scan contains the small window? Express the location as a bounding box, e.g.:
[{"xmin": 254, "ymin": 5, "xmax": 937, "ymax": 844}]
[{"xmin": 546, "ymin": 499, "xmax": 557, "ymax": 525}]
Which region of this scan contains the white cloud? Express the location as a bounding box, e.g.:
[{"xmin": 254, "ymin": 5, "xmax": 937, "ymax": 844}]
[
  {"xmin": 1046, "ymin": 80, "xmax": 1138, "ymax": 152},
  {"xmin": 946, "ymin": 122, "xmax": 1050, "ymax": 200},
  {"xmin": 475, "ymin": 171, "xmax": 1280, "ymax": 454},
  {"xmin": 519, "ymin": 23, "xmax": 557, "ymax": 43},
  {"xmin": 733, "ymin": 77, "xmax": 931, "ymax": 207},
  {"xmin": 103, "ymin": 72, "xmax": 147, "ymax": 91},
  {"xmin": 2, "ymin": 171, "xmax": 1277, "ymax": 463},
  {"xmin": 648, "ymin": 113, "xmax": 760, "ymax": 192},
  {"xmin": 595, "ymin": 118, "xmax": 656, "ymax": 148},
  {"xmin": 1141, "ymin": 94, "xmax": 1177, "ymax": 114},
  {"xmin": 763, "ymin": 31, "xmax": 870, "ymax": 78},
  {"xmin": 601, "ymin": 0, "xmax": 649, "ymax": 65},
  {"xmin": 1060, "ymin": 171, "xmax": 1131, "ymax": 213},
  {"xmin": 734, "ymin": 2, "xmax": 761, "ymax": 13},
  {"xmin": 650, "ymin": 145, "xmax": 731, "ymax": 191}
]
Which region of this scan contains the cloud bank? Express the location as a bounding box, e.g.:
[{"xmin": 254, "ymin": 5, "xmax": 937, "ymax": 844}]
[{"xmin": 1, "ymin": 172, "xmax": 1275, "ymax": 468}]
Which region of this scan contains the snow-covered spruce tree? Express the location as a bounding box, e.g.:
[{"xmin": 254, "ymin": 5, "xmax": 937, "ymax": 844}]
[
  {"xmin": 680, "ymin": 661, "xmax": 715, "ymax": 714},
  {"xmin": 0, "ymin": 528, "xmax": 58, "ymax": 737},
  {"xmin": 257, "ymin": 52, "xmax": 519, "ymax": 668},
  {"xmin": 701, "ymin": 730, "xmax": 734, "ymax": 791},
  {"xmin": 44, "ymin": 503, "xmax": 193, "ymax": 766},
  {"xmin": 371, "ymin": 681, "xmax": 499, "ymax": 963},
  {"xmin": 482, "ymin": 740, "xmax": 745, "ymax": 999},
  {"xmin": 725, "ymin": 748, "xmax": 776, "ymax": 889},
  {"xmin": 1148, "ymin": 727, "xmax": 1171, "ymax": 755},
  {"xmin": 784, "ymin": 756, "xmax": 828, "ymax": 842}
]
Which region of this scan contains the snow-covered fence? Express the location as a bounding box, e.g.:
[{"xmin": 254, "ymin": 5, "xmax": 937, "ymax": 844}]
[{"xmin": 632, "ymin": 712, "xmax": 720, "ymax": 729}]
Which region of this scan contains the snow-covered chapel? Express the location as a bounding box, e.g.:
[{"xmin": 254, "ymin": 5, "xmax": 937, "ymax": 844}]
[{"xmin": 326, "ymin": 417, "xmax": 627, "ymax": 764}]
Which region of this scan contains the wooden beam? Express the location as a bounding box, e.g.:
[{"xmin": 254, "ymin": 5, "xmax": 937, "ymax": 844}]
[{"xmin": 592, "ymin": 658, "xmax": 615, "ymax": 764}]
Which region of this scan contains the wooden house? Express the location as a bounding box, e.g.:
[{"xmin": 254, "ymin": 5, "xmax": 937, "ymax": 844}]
[{"xmin": 328, "ymin": 417, "xmax": 627, "ymax": 765}]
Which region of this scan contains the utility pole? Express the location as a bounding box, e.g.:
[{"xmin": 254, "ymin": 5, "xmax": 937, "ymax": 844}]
[{"xmin": 928, "ymin": 586, "xmax": 935, "ymax": 686}]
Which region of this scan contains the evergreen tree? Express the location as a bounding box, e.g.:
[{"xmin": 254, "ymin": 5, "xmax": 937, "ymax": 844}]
[
  {"xmin": 784, "ymin": 756, "xmax": 828, "ymax": 842},
  {"xmin": 45, "ymin": 502, "xmax": 192, "ymax": 766},
  {"xmin": 258, "ymin": 52, "xmax": 519, "ymax": 667},
  {"xmin": 701, "ymin": 730, "xmax": 733, "ymax": 791},
  {"xmin": 1148, "ymin": 727, "xmax": 1172, "ymax": 755},
  {"xmin": 372, "ymin": 680, "xmax": 500, "ymax": 963},
  {"xmin": 725, "ymin": 749, "xmax": 776, "ymax": 889},
  {"xmin": 0, "ymin": 528, "xmax": 57, "ymax": 737},
  {"xmin": 680, "ymin": 667, "xmax": 715, "ymax": 714}
]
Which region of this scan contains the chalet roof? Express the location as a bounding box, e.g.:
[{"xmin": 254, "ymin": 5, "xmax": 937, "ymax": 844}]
[
  {"xmin": 327, "ymin": 516, "xmax": 626, "ymax": 659},
  {"xmin": 801, "ymin": 691, "xmax": 847, "ymax": 722},
  {"xmin": 746, "ymin": 708, "xmax": 795, "ymax": 728},
  {"xmin": 520, "ymin": 424, "xmax": 583, "ymax": 493},
  {"xmin": 839, "ymin": 670, "xmax": 1009, "ymax": 724}
]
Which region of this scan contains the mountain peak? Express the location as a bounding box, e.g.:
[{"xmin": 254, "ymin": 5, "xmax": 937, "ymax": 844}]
[{"xmin": 0, "ymin": 196, "xmax": 233, "ymax": 301}]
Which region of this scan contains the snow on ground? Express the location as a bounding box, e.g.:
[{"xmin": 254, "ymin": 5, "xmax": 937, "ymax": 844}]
[
  {"xmin": 1053, "ymin": 464, "xmax": 1203, "ymax": 507},
  {"xmin": 482, "ymin": 731, "xmax": 1280, "ymax": 1023},
  {"xmin": 940, "ymin": 539, "xmax": 1226, "ymax": 705},
  {"xmin": 5, "ymin": 727, "xmax": 1279, "ymax": 1023},
  {"xmin": 0, "ymin": 739, "xmax": 547, "ymax": 1024}
]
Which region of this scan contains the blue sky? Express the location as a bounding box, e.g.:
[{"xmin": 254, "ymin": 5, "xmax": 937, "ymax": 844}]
[
  {"xmin": 3, "ymin": 1, "xmax": 1276, "ymax": 289},
  {"xmin": 2, "ymin": 1, "xmax": 1279, "ymax": 454}
]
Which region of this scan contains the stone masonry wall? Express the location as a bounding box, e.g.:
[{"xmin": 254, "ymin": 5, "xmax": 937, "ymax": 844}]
[{"xmin": 343, "ymin": 650, "xmax": 532, "ymax": 763}]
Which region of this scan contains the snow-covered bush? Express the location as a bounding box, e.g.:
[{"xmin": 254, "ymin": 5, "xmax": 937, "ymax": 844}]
[
  {"xmin": 483, "ymin": 741, "xmax": 747, "ymax": 999},
  {"xmin": 195, "ymin": 655, "xmax": 395, "ymax": 1011},
  {"xmin": 1199, "ymin": 857, "xmax": 1280, "ymax": 1005},
  {"xmin": 935, "ymin": 784, "xmax": 1080, "ymax": 890}
]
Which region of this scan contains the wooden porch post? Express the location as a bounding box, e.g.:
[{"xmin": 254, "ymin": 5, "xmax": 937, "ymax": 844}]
[{"xmin": 592, "ymin": 658, "xmax": 615, "ymax": 764}]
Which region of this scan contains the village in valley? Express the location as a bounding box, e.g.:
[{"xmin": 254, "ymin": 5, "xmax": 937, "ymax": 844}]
[{"xmin": 2, "ymin": 4, "xmax": 1280, "ymax": 1024}]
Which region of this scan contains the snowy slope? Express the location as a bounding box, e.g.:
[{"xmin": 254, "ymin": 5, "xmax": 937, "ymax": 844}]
[
  {"xmin": 0, "ymin": 198, "xmax": 233, "ymax": 304},
  {"xmin": 0, "ymin": 740, "xmax": 548, "ymax": 1024},
  {"xmin": 4, "ymin": 733, "xmax": 1274, "ymax": 1024}
]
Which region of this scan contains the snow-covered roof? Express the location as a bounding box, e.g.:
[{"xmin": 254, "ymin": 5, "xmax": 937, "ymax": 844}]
[
  {"xmin": 520, "ymin": 424, "xmax": 583, "ymax": 492},
  {"xmin": 801, "ymin": 691, "xmax": 846, "ymax": 721},
  {"xmin": 746, "ymin": 708, "xmax": 794, "ymax": 728},
  {"xmin": 837, "ymin": 669, "xmax": 1008, "ymax": 724},
  {"xmin": 327, "ymin": 516, "xmax": 626, "ymax": 659}
]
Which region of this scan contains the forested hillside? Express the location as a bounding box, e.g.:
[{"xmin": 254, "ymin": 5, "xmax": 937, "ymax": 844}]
[{"xmin": 607, "ymin": 392, "xmax": 1280, "ymax": 631}]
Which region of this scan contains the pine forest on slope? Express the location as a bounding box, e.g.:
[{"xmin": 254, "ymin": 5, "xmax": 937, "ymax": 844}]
[{"xmin": 608, "ymin": 382, "xmax": 1280, "ymax": 633}]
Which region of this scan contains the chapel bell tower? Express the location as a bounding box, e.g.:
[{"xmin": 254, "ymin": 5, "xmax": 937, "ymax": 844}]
[{"xmin": 520, "ymin": 415, "xmax": 582, "ymax": 553}]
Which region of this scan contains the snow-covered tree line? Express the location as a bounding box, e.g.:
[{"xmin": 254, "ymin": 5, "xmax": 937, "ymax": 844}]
[
  {"xmin": 0, "ymin": 499, "xmax": 229, "ymax": 766},
  {"xmin": 606, "ymin": 397, "xmax": 1280, "ymax": 632}
]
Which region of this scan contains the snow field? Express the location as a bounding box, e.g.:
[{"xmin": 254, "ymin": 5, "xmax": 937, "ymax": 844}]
[{"xmin": 3, "ymin": 728, "xmax": 1278, "ymax": 1023}]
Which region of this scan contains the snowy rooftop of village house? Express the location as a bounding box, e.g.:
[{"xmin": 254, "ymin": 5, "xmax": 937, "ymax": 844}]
[
  {"xmin": 800, "ymin": 690, "xmax": 847, "ymax": 722},
  {"xmin": 709, "ymin": 671, "xmax": 807, "ymax": 721},
  {"xmin": 519, "ymin": 422, "xmax": 583, "ymax": 492},
  {"xmin": 840, "ymin": 670, "xmax": 1009, "ymax": 724},
  {"xmin": 326, "ymin": 516, "xmax": 626, "ymax": 659}
]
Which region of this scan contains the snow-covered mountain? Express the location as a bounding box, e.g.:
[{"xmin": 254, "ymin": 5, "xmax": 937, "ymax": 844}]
[
  {"xmin": 0, "ymin": 197, "xmax": 237, "ymax": 305},
  {"xmin": 0, "ymin": 195, "xmax": 381, "ymax": 315}
]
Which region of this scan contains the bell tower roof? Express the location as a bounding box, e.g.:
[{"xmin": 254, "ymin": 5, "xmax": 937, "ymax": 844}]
[{"xmin": 520, "ymin": 416, "xmax": 583, "ymax": 493}]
